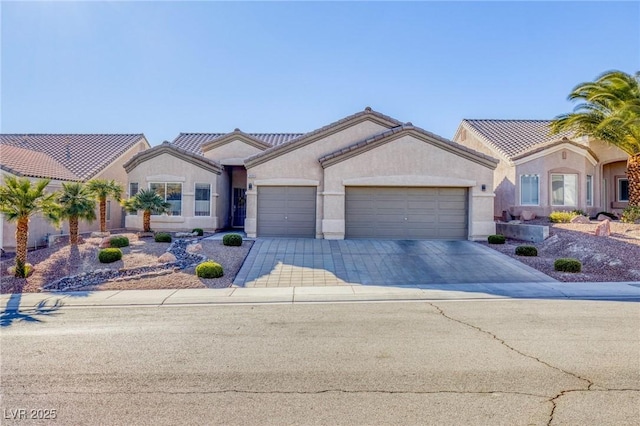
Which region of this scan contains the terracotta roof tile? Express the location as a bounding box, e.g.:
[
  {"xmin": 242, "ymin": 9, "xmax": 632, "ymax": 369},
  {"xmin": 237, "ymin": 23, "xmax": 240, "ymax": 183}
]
[
  {"xmin": 0, "ymin": 145, "xmax": 80, "ymax": 181},
  {"xmin": 172, "ymin": 133, "xmax": 303, "ymax": 154}
]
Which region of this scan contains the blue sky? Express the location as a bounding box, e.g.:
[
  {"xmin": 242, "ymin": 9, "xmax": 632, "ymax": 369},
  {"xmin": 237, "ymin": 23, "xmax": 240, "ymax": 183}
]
[{"xmin": 2, "ymin": 1, "xmax": 638, "ymax": 146}]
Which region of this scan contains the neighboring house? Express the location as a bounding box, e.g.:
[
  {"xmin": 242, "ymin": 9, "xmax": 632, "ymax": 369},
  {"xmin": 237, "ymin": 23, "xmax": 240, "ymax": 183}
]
[
  {"xmin": 0, "ymin": 134, "xmax": 150, "ymax": 251},
  {"xmin": 124, "ymin": 108, "xmax": 498, "ymax": 240},
  {"xmin": 452, "ymin": 120, "xmax": 629, "ymax": 219}
]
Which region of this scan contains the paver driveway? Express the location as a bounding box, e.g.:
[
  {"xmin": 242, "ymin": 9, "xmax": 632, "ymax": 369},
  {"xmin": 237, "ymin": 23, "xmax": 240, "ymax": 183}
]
[{"xmin": 234, "ymin": 239, "xmax": 555, "ymax": 287}]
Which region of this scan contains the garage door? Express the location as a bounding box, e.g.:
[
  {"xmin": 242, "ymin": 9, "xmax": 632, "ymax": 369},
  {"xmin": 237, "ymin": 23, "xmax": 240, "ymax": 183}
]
[
  {"xmin": 257, "ymin": 186, "xmax": 316, "ymax": 238},
  {"xmin": 345, "ymin": 187, "xmax": 468, "ymax": 239}
]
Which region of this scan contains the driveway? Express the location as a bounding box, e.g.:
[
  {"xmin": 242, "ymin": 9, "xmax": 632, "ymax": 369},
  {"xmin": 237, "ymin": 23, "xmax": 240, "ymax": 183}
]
[{"xmin": 234, "ymin": 239, "xmax": 555, "ymax": 287}]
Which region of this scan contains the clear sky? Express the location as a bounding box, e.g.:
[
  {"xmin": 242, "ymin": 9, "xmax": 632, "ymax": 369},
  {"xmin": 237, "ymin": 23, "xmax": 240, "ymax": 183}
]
[{"xmin": 1, "ymin": 1, "xmax": 638, "ymax": 146}]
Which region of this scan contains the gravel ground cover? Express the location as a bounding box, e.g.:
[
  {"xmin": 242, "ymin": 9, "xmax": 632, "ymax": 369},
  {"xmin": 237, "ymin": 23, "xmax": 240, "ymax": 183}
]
[
  {"xmin": 0, "ymin": 233, "xmax": 252, "ymax": 293},
  {"xmin": 481, "ymin": 220, "xmax": 640, "ymax": 282}
]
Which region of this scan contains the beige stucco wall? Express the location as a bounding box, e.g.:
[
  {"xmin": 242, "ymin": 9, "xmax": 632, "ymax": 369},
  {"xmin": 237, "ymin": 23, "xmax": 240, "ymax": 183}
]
[
  {"xmin": 124, "ymin": 152, "xmax": 220, "ymax": 232},
  {"xmin": 321, "ymin": 135, "xmax": 495, "ymax": 240},
  {"xmin": 603, "ymin": 160, "xmax": 628, "ymax": 212},
  {"xmin": 245, "ymin": 120, "xmax": 391, "ymax": 237},
  {"xmin": 203, "ymin": 139, "xmax": 265, "ymax": 165}
]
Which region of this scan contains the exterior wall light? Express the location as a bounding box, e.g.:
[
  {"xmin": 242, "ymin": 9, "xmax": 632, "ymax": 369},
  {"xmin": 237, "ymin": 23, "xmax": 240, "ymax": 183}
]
[{"xmin": 481, "ymin": 184, "xmax": 486, "ymax": 192}]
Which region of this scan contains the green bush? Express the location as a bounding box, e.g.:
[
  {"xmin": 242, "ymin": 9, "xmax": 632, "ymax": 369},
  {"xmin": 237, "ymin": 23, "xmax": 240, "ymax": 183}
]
[
  {"xmin": 571, "ymin": 209, "xmax": 587, "ymax": 217},
  {"xmin": 515, "ymin": 245, "xmax": 538, "ymax": 256},
  {"xmin": 195, "ymin": 261, "xmax": 224, "ymax": 278},
  {"xmin": 191, "ymin": 228, "xmax": 204, "ymax": 236},
  {"xmin": 11, "ymin": 259, "xmax": 33, "ymax": 278},
  {"xmin": 109, "ymin": 236, "xmax": 130, "ymax": 248},
  {"xmin": 549, "ymin": 210, "xmax": 578, "ymax": 223},
  {"xmin": 554, "ymin": 258, "xmax": 582, "ymax": 273},
  {"xmin": 154, "ymin": 232, "xmax": 172, "ymax": 243},
  {"xmin": 487, "ymin": 234, "xmax": 506, "ymax": 244},
  {"xmin": 223, "ymin": 233, "xmax": 243, "ymax": 246},
  {"xmin": 621, "ymin": 206, "xmax": 640, "ymax": 224},
  {"xmin": 98, "ymin": 248, "xmax": 122, "ymax": 263}
]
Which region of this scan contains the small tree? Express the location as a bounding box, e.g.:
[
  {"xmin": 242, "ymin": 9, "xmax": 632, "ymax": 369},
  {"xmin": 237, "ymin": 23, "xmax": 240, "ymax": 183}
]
[
  {"xmin": 0, "ymin": 176, "xmax": 60, "ymax": 277},
  {"xmin": 87, "ymin": 179, "xmax": 123, "ymax": 233},
  {"xmin": 122, "ymin": 189, "xmax": 170, "ymax": 232},
  {"xmin": 57, "ymin": 182, "xmax": 97, "ymax": 245}
]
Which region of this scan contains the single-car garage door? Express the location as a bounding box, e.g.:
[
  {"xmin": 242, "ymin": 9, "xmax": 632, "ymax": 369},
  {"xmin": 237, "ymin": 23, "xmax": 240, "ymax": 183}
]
[
  {"xmin": 257, "ymin": 186, "xmax": 316, "ymax": 238},
  {"xmin": 345, "ymin": 187, "xmax": 468, "ymax": 239}
]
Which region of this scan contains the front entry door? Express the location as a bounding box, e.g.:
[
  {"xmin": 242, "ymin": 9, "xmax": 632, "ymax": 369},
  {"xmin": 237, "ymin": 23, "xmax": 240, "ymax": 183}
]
[{"xmin": 232, "ymin": 188, "xmax": 246, "ymax": 228}]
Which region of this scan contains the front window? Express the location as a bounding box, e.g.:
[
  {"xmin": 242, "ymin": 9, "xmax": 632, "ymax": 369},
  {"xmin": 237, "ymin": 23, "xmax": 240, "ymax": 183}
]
[
  {"xmin": 551, "ymin": 174, "xmax": 577, "ymax": 206},
  {"xmin": 520, "ymin": 175, "xmax": 539, "ymax": 205},
  {"xmin": 617, "ymin": 178, "xmax": 629, "ymax": 202},
  {"xmin": 129, "ymin": 182, "xmax": 139, "ymax": 197},
  {"xmin": 150, "ymin": 182, "xmax": 182, "ymax": 216},
  {"xmin": 195, "ymin": 183, "xmax": 211, "ymax": 216},
  {"xmin": 586, "ymin": 175, "xmax": 593, "ymax": 207}
]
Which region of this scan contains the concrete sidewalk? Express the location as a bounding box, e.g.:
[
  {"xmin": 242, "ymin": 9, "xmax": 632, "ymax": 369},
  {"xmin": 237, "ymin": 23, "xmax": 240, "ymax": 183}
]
[{"xmin": 2, "ymin": 281, "xmax": 640, "ymax": 311}]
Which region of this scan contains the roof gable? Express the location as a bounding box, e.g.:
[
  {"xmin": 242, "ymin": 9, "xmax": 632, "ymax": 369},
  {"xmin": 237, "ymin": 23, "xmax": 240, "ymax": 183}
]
[
  {"xmin": 512, "ymin": 138, "xmax": 599, "ymax": 164},
  {"xmin": 201, "ymin": 130, "xmax": 271, "ymax": 153},
  {"xmin": 172, "ymin": 132, "xmax": 303, "ymax": 155},
  {"xmin": 123, "ymin": 141, "xmax": 222, "ymax": 174}
]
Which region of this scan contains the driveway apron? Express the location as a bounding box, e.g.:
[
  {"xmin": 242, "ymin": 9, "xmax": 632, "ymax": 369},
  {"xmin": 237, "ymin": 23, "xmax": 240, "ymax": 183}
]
[{"xmin": 234, "ymin": 239, "xmax": 555, "ymax": 287}]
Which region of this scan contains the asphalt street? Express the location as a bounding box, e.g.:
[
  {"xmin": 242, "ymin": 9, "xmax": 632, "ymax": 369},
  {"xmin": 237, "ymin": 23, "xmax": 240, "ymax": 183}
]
[{"xmin": 1, "ymin": 300, "xmax": 639, "ymax": 425}]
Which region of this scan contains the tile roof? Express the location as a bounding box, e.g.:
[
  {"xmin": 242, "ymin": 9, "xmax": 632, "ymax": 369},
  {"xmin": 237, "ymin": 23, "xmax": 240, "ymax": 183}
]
[
  {"xmin": 461, "ymin": 120, "xmax": 574, "ymax": 159},
  {"xmin": 172, "ymin": 132, "xmax": 304, "ymax": 155},
  {"xmin": 0, "ymin": 145, "xmax": 80, "ymax": 181},
  {"xmin": 123, "ymin": 141, "xmax": 222, "ymax": 174},
  {"xmin": 0, "ymin": 134, "xmax": 148, "ymax": 181}
]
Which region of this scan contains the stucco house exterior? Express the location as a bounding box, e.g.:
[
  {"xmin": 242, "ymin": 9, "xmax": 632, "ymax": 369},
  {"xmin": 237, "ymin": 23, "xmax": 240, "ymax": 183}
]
[
  {"xmin": 123, "ymin": 108, "xmax": 498, "ymax": 240},
  {"xmin": 452, "ymin": 120, "xmax": 629, "ymax": 219},
  {"xmin": 0, "ymin": 134, "xmax": 150, "ymax": 251}
]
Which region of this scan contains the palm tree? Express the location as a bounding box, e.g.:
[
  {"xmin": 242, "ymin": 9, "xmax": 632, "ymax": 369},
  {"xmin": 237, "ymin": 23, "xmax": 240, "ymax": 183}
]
[
  {"xmin": 121, "ymin": 189, "xmax": 170, "ymax": 232},
  {"xmin": 550, "ymin": 70, "xmax": 640, "ymax": 206},
  {"xmin": 0, "ymin": 176, "xmax": 60, "ymax": 277},
  {"xmin": 87, "ymin": 179, "xmax": 123, "ymax": 233},
  {"xmin": 58, "ymin": 182, "xmax": 97, "ymax": 245}
]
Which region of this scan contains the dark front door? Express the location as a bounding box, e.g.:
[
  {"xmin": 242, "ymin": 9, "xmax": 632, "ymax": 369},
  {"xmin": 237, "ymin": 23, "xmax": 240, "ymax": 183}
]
[{"xmin": 232, "ymin": 188, "xmax": 246, "ymax": 228}]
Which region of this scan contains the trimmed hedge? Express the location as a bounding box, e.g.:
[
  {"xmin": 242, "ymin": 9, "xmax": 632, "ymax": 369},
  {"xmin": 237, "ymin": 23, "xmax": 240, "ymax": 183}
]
[
  {"xmin": 192, "ymin": 228, "xmax": 204, "ymax": 236},
  {"xmin": 155, "ymin": 232, "xmax": 172, "ymax": 243},
  {"xmin": 109, "ymin": 236, "xmax": 130, "ymax": 248},
  {"xmin": 487, "ymin": 234, "xmax": 506, "ymax": 244},
  {"xmin": 554, "ymin": 258, "xmax": 582, "ymax": 273},
  {"xmin": 98, "ymin": 248, "xmax": 122, "ymax": 263},
  {"xmin": 515, "ymin": 245, "xmax": 538, "ymax": 257},
  {"xmin": 223, "ymin": 233, "xmax": 243, "ymax": 246},
  {"xmin": 195, "ymin": 261, "xmax": 224, "ymax": 278}
]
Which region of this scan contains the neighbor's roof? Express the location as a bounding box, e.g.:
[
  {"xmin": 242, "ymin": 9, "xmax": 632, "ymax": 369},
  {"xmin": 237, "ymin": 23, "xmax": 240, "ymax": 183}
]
[
  {"xmin": 0, "ymin": 134, "xmax": 148, "ymax": 181},
  {"xmin": 172, "ymin": 132, "xmax": 304, "ymax": 155},
  {"xmin": 461, "ymin": 119, "xmax": 574, "ymax": 159}
]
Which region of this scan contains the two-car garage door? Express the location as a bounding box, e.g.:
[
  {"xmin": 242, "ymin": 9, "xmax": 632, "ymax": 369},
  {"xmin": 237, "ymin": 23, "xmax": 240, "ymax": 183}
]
[{"xmin": 345, "ymin": 187, "xmax": 468, "ymax": 240}]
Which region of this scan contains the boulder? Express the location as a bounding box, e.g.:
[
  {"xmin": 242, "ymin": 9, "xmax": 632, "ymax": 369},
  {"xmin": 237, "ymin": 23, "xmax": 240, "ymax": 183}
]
[
  {"xmin": 176, "ymin": 231, "xmax": 198, "ymax": 237},
  {"xmin": 186, "ymin": 243, "xmax": 202, "ymax": 254},
  {"xmin": 99, "ymin": 237, "xmax": 112, "ymax": 248},
  {"xmin": 596, "ymin": 213, "xmax": 615, "ymax": 221},
  {"xmin": 91, "ymin": 231, "xmax": 110, "ymax": 238},
  {"xmin": 570, "ymin": 215, "xmax": 590, "ymax": 224},
  {"xmin": 594, "ymin": 219, "xmax": 611, "ymax": 237},
  {"xmin": 521, "ymin": 210, "xmax": 536, "ymax": 221},
  {"xmin": 157, "ymin": 252, "xmax": 177, "ymax": 263}
]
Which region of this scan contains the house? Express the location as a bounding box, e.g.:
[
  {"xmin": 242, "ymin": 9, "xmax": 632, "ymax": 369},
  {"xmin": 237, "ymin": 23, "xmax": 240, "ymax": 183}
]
[
  {"xmin": 0, "ymin": 134, "xmax": 150, "ymax": 251},
  {"xmin": 452, "ymin": 120, "xmax": 629, "ymax": 219},
  {"xmin": 123, "ymin": 108, "xmax": 498, "ymax": 240}
]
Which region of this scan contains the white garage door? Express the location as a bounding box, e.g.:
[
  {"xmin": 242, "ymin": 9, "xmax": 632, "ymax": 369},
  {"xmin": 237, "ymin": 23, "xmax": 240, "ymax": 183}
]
[
  {"xmin": 345, "ymin": 187, "xmax": 468, "ymax": 239},
  {"xmin": 257, "ymin": 186, "xmax": 316, "ymax": 238}
]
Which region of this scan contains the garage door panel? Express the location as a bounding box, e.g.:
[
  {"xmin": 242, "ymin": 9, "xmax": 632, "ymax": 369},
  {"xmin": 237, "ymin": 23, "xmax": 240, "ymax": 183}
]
[{"xmin": 257, "ymin": 186, "xmax": 316, "ymax": 238}]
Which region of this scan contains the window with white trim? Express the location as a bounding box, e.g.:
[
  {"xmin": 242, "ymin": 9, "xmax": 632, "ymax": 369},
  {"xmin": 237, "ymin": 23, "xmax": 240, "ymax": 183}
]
[
  {"xmin": 551, "ymin": 174, "xmax": 577, "ymax": 206},
  {"xmin": 195, "ymin": 183, "xmax": 211, "ymax": 216},
  {"xmin": 150, "ymin": 182, "xmax": 182, "ymax": 216},
  {"xmin": 617, "ymin": 177, "xmax": 629, "ymax": 202},
  {"xmin": 586, "ymin": 175, "xmax": 593, "ymax": 207},
  {"xmin": 128, "ymin": 183, "xmax": 139, "ymax": 216},
  {"xmin": 520, "ymin": 175, "xmax": 539, "ymax": 205}
]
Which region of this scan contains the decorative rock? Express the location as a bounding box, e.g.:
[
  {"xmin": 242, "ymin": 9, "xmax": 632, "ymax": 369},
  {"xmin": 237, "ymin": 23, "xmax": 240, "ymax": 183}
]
[
  {"xmin": 594, "ymin": 219, "xmax": 611, "ymax": 237},
  {"xmin": 597, "ymin": 213, "xmax": 615, "ymax": 221},
  {"xmin": 570, "ymin": 215, "xmax": 590, "ymax": 224},
  {"xmin": 137, "ymin": 232, "xmax": 155, "ymax": 238},
  {"xmin": 186, "ymin": 243, "xmax": 202, "ymax": 254},
  {"xmin": 91, "ymin": 231, "xmax": 110, "ymax": 238},
  {"xmin": 508, "ymin": 220, "xmax": 522, "ymax": 225},
  {"xmin": 521, "ymin": 210, "xmax": 536, "ymax": 221},
  {"xmin": 99, "ymin": 237, "xmax": 111, "ymax": 248},
  {"xmin": 176, "ymin": 231, "xmax": 198, "ymax": 237},
  {"xmin": 158, "ymin": 252, "xmax": 177, "ymax": 263}
]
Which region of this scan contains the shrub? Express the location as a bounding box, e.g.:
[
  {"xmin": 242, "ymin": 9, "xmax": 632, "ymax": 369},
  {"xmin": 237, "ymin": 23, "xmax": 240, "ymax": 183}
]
[
  {"xmin": 515, "ymin": 245, "xmax": 538, "ymax": 256},
  {"xmin": 10, "ymin": 260, "xmax": 33, "ymax": 278},
  {"xmin": 621, "ymin": 206, "xmax": 640, "ymax": 224},
  {"xmin": 487, "ymin": 234, "xmax": 506, "ymax": 244},
  {"xmin": 594, "ymin": 211, "xmax": 617, "ymax": 220},
  {"xmin": 99, "ymin": 248, "xmax": 122, "ymax": 263},
  {"xmin": 195, "ymin": 261, "xmax": 224, "ymax": 278},
  {"xmin": 554, "ymin": 258, "xmax": 582, "ymax": 273},
  {"xmin": 571, "ymin": 209, "xmax": 587, "ymax": 217},
  {"xmin": 155, "ymin": 232, "xmax": 172, "ymax": 243},
  {"xmin": 109, "ymin": 236, "xmax": 130, "ymax": 248},
  {"xmin": 191, "ymin": 228, "xmax": 204, "ymax": 236},
  {"xmin": 223, "ymin": 233, "xmax": 243, "ymax": 246},
  {"xmin": 549, "ymin": 210, "xmax": 578, "ymax": 223}
]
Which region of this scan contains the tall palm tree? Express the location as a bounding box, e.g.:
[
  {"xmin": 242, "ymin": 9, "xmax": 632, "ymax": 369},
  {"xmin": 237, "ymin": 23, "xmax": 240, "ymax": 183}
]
[
  {"xmin": 87, "ymin": 179, "xmax": 123, "ymax": 233},
  {"xmin": 121, "ymin": 189, "xmax": 170, "ymax": 232},
  {"xmin": 58, "ymin": 182, "xmax": 97, "ymax": 245},
  {"xmin": 550, "ymin": 70, "xmax": 640, "ymax": 206},
  {"xmin": 0, "ymin": 176, "xmax": 60, "ymax": 277}
]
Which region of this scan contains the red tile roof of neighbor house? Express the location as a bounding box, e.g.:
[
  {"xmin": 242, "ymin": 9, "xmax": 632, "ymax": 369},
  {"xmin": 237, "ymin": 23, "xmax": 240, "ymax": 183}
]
[
  {"xmin": 0, "ymin": 134, "xmax": 148, "ymax": 181},
  {"xmin": 461, "ymin": 119, "xmax": 575, "ymax": 159},
  {"xmin": 172, "ymin": 133, "xmax": 304, "ymax": 155}
]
